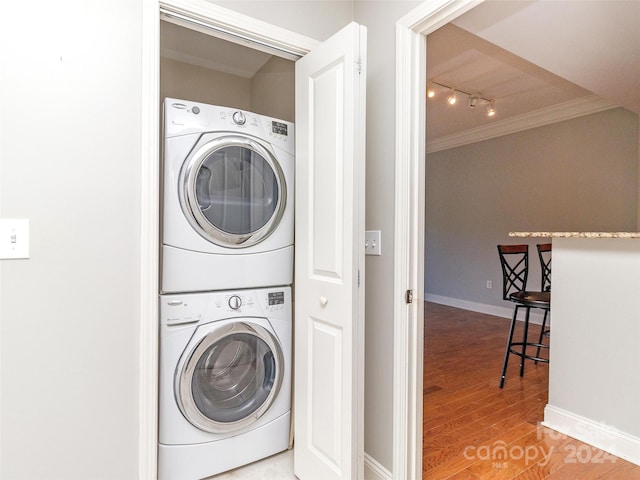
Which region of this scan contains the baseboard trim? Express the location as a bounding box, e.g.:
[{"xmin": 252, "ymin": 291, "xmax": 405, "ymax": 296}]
[
  {"xmin": 425, "ymin": 293, "xmax": 548, "ymax": 325},
  {"xmin": 364, "ymin": 453, "xmax": 392, "ymax": 480},
  {"xmin": 543, "ymin": 405, "xmax": 640, "ymax": 467}
]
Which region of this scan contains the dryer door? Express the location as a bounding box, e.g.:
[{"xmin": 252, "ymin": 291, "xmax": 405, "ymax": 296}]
[
  {"xmin": 179, "ymin": 135, "xmax": 286, "ymax": 248},
  {"xmin": 176, "ymin": 321, "xmax": 284, "ymax": 434}
]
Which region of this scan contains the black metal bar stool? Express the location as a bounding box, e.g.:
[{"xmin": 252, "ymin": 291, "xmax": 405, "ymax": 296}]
[
  {"xmin": 537, "ymin": 243, "xmax": 552, "ymax": 292},
  {"xmin": 497, "ymin": 244, "xmax": 550, "ymax": 388},
  {"xmin": 535, "ymin": 243, "xmax": 552, "ymax": 361}
]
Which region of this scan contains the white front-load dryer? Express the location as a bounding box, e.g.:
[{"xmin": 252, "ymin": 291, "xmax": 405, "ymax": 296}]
[
  {"xmin": 162, "ymin": 98, "xmax": 294, "ymax": 293},
  {"xmin": 158, "ymin": 286, "xmax": 292, "ymax": 480}
]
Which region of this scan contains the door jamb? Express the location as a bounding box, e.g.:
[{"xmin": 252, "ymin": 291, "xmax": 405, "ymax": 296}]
[
  {"xmin": 139, "ymin": 1, "xmax": 316, "ymax": 478},
  {"xmin": 393, "ymin": 1, "xmax": 484, "ymax": 478}
]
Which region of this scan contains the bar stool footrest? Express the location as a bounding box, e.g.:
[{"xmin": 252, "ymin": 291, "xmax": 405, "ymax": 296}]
[{"xmin": 508, "ymin": 342, "xmax": 550, "ymax": 363}]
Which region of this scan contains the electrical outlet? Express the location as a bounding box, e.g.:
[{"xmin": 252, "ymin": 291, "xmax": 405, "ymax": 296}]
[{"xmin": 486, "ymin": 280, "xmax": 493, "ymax": 289}]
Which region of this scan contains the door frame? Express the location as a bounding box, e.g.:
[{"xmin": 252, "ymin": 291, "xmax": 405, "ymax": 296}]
[
  {"xmin": 393, "ymin": 0, "xmax": 485, "ymax": 478},
  {"xmin": 139, "ymin": 1, "xmax": 317, "ymax": 478}
]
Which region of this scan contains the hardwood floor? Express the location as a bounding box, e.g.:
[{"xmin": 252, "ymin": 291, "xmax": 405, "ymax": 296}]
[{"xmin": 423, "ymin": 301, "xmax": 640, "ymax": 479}]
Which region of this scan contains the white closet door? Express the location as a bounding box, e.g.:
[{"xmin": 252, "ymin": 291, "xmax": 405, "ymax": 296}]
[{"xmin": 294, "ymin": 22, "xmax": 367, "ymax": 480}]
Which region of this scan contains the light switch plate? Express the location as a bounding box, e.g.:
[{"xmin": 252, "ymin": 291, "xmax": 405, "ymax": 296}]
[
  {"xmin": 365, "ymin": 230, "xmax": 382, "ymax": 256},
  {"xmin": 0, "ymin": 219, "xmax": 30, "ymax": 259}
]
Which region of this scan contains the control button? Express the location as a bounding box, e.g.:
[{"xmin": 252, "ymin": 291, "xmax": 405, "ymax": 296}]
[
  {"xmin": 228, "ymin": 295, "xmax": 242, "ymax": 310},
  {"xmin": 232, "ymin": 111, "xmax": 246, "ymax": 125},
  {"xmin": 192, "ymin": 106, "xmax": 200, "ymax": 114}
]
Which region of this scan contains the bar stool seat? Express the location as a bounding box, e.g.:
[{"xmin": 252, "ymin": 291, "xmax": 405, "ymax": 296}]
[{"xmin": 510, "ymin": 291, "xmax": 550, "ymax": 308}]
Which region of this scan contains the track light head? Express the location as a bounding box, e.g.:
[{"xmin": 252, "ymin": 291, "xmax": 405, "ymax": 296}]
[
  {"xmin": 468, "ymin": 95, "xmax": 479, "ymax": 108},
  {"xmin": 427, "ymin": 82, "xmax": 435, "ymax": 98},
  {"xmin": 447, "ymin": 88, "xmax": 457, "ymax": 105},
  {"xmin": 487, "ymin": 101, "xmax": 496, "ymax": 117}
]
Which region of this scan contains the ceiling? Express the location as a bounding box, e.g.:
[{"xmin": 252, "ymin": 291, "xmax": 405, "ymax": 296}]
[
  {"xmin": 426, "ymin": 24, "xmax": 593, "ymax": 141},
  {"xmin": 428, "ymin": 0, "xmax": 640, "ymax": 145}
]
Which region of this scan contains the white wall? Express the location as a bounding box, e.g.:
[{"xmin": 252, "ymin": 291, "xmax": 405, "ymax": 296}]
[
  {"xmin": 354, "ymin": 0, "xmax": 422, "ymax": 471},
  {"xmin": 0, "ymin": 1, "xmax": 142, "ymax": 479},
  {"xmin": 545, "ymin": 238, "xmax": 640, "ymax": 464}
]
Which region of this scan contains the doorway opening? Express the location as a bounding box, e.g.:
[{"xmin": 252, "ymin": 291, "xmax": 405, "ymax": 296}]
[{"xmin": 139, "ymin": 3, "xmax": 316, "ymax": 478}]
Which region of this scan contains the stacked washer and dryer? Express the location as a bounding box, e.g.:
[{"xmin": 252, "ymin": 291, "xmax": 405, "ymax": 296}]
[{"xmin": 159, "ymin": 98, "xmax": 294, "ymax": 480}]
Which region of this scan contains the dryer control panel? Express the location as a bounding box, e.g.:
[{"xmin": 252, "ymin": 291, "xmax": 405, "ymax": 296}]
[{"xmin": 164, "ymin": 98, "xmax": 294, "ymax": 156}]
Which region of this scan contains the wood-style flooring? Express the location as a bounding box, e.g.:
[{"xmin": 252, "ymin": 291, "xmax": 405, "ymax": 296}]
[{"xmin": 423, "ymin": 301, "xmax": 640, "ymax": 479}]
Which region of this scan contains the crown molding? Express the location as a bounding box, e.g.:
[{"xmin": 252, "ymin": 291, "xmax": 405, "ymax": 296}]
[{"xmin": 427, "ymin": 95, "xmax": 619, "ymax": 154}]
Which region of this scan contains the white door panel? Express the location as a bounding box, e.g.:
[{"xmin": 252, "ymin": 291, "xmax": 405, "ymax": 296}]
[{"xmin": 294, "ymin": 22, "xmax": 367, "ymax": 480}]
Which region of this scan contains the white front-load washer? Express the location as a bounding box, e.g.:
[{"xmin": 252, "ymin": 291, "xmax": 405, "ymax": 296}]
[
  {"xmin": 161, "ymin": 98, "xmax": 294, "ymax": 293},
  {"xmin": 158, "ymin": 286, "xmax": 292, "ymax": 480}
]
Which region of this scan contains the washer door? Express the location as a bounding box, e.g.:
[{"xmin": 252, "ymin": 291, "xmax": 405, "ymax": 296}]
[
  {"xmin": 176, "ymin": 321, "xmax": 284, "ymax": 434},
  {"xmin": 179, "ymin": 135, "xmax": 286, "ymax": 248}
]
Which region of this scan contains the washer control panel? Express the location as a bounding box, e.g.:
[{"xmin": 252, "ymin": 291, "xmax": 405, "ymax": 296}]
[{"xmin": 160, "ymin": 286, "xmax": 291, "ymax": 326}]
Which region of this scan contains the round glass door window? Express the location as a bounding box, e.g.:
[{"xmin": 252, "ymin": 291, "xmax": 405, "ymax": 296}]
[
  {"xmin": 176, "ymin": 322, "xmax": 284, "ymax": 433},
  {"xmin": 179, "ymin": 135, "xmax": 286, "ymax": 248}
]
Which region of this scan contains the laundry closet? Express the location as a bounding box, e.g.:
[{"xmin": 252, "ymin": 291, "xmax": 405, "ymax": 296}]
[{"xmin": 158, "ymin": 19, "xmax": 297, "ymax": 480}]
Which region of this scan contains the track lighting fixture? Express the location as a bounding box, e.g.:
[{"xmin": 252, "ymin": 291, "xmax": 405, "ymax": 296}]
[{"xmin": 427, "ymin": 79, "xmax": 496, "ymax": 117}]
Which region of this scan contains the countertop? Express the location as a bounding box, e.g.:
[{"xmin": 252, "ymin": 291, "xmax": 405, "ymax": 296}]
[{"xmin": 509, "ymin": 232, "xmax": 640, "ymax": 238}]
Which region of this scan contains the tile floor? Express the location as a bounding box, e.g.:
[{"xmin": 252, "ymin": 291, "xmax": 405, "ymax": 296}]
[{"xmin": 208, "ymin": 449, "xmax": 296, "ymax": 479}]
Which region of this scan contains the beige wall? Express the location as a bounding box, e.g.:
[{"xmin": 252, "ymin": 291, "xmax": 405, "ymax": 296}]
[
  {"xmin": 425, "ymin": 108, "xmax": 639, "ymax": 310},
  {"xmin": 251, "ymin": 56, "xmax": 295, "ymax": 123},
  {"xmin": 160, "ymin": 48, "xmax": 294, "ymax": 122},
  {"xmin": 160, "ymin": 57, "xmax": 252, "ymax": 110}
]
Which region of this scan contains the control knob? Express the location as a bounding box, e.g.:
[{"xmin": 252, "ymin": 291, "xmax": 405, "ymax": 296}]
[
  {"xmin": 228, "ymin": 295, "xmax": 242, "ymax": 310},
  {"xmin": 232, "ymin": 111, "xmax": 246, "ymax": 125}
]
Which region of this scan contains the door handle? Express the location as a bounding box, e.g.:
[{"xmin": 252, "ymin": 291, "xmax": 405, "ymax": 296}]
[{"xmin": 319, "ymin": 296, "xmax": 328, "ymax": 307}]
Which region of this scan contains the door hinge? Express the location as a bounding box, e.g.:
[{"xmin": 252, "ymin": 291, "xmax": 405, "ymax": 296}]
[
  {"xmin": 356, "ymin": 57, "xmax": 362, "ymax": 74},
  {"xmin": 405, "ymin": 289, "xmax": 414, "ymax": 304},
  {"xmin": 358, "ymin": 269, "xmax": 361, "ymax": 288}
]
